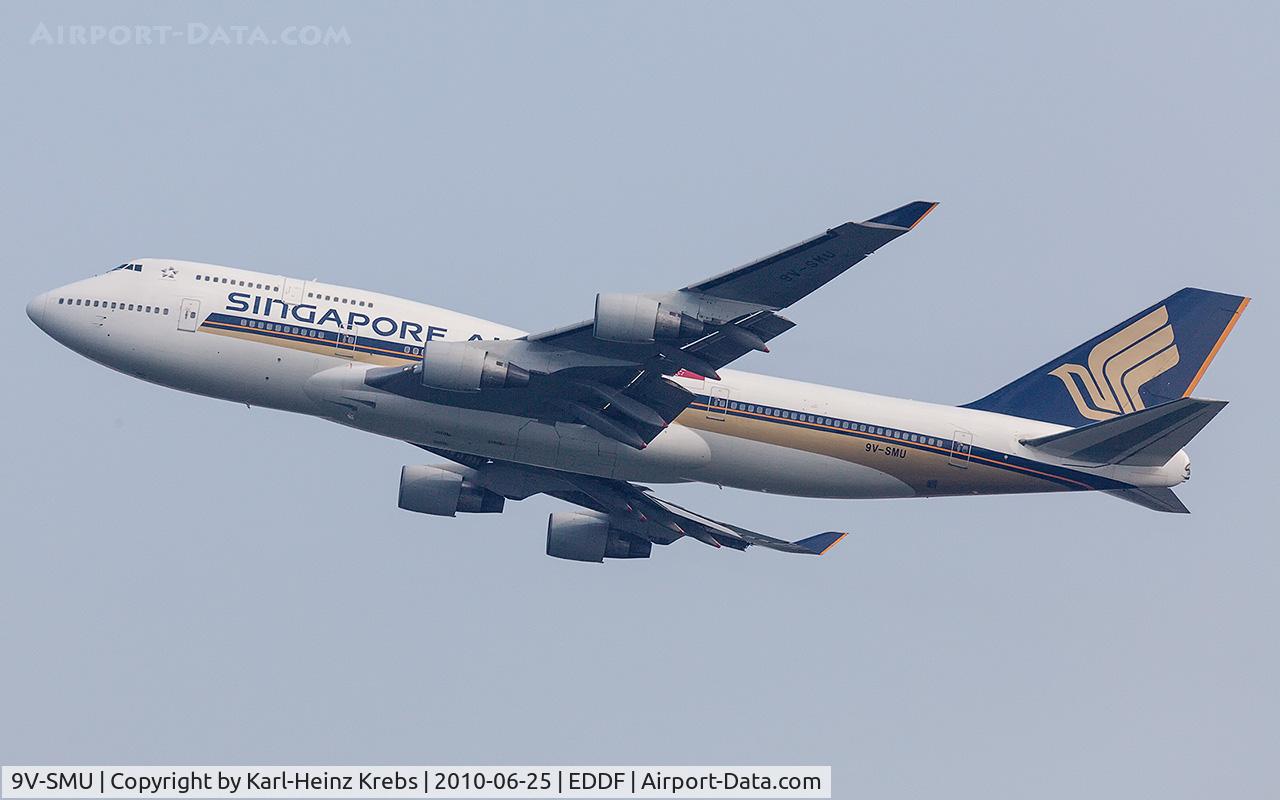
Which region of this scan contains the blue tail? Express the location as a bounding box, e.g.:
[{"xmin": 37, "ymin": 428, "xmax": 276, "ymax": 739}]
[{"xmin": 964, "ymin": 288, "xmax": 1249, "ymax": 427}]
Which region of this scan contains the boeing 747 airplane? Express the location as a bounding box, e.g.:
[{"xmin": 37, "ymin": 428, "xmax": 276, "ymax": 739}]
[{"xmin": 26, "ymin": 202, "xmax": 1249, "ymax": 562}]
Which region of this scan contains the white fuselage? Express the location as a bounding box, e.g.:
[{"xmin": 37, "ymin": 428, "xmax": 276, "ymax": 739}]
[{"xmin": 27, "ymin": 260, "xmax": 1189, "ymax": 499}]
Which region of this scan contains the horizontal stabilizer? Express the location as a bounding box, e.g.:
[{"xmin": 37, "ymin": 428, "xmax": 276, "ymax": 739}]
[
  {"xmin": 1105, "ymin": 487, "xmax": 1190, "ymax": 514},
  {"xmin": 1021, "ymin": 397, "xmax": 1227, "ymax": 467}
]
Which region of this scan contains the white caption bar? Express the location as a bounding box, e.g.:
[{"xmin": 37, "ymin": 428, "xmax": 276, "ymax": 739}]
[{"xmin": 2, "ymin": 767, "xmax": 830, "ymax": 799}]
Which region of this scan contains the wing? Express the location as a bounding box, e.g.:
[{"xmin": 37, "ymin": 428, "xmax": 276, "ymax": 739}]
[
  {"xmin": 420, "ymin": 446, "xmax": 848, "ymax": 561},
  {"xmin": 364, "ymin": 201, "xmax": 936, "ymax": 450},
  {"xmin": 684, "ymin": 200, "xmax": 938, "ymax": 307}
]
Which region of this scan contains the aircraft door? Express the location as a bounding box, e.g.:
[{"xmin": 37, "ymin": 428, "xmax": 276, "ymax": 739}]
[
  {"xmin": 948, "ymin": 429, "xmax": 973, "ymax": 468},
  {"xmin": 334, "ymin": 323, "xmax": 358, "ymax": 358},
  {"xmin": 282, "ymin": 278, "xmax": 306, "ymax": 304},
  {"xmin": 706, "ymin": 386, "xmax": 731, "ymax": 421},
  {"xmin": 178, "ymin": 298, "xmax": 200, "ymax": 332}
]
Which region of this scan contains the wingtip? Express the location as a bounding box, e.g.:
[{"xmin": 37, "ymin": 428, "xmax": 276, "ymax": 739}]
[
  {"xmin": 865, "ymin": 200, "xmax": 938, "ymax": 230},
  {"xmin": 794, "ymin": 531, "xmax": 848, "ymax": 555}
]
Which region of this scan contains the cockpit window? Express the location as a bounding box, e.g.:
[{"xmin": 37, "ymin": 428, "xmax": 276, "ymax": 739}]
[{"xmin": 111, "ymin": 263, "xmax": 143, "ymax": 272}]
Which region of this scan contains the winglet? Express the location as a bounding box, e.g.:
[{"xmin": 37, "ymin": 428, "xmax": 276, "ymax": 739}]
[
  {"xmin": 793, "ymin": 531, "xmax": 848, "ymax": 556},
  {"xmin": 864, "ymin": 201, "xmax": 938, "ymax": 230}
]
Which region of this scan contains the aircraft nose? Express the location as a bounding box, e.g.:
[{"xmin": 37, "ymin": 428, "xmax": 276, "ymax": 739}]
[{"xmin": 26, "ymin": 291, "xmax": 48, "ymax": 329}]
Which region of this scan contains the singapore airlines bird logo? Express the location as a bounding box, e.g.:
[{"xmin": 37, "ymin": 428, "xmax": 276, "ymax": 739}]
[{"xmin": 1049, "ymin": 306, "xmax": 1180, "ymax": 420}]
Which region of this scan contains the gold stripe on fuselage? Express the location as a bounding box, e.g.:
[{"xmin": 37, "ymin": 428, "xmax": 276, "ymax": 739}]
[{"xmin": 677, "ymin": 403, "xmax": 1074, "ymax": 496}]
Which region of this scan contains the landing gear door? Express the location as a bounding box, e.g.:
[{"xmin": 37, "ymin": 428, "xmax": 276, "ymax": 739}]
[
  {"xmin": 949, "ymin": 429, "xmax": 973, "ymax": 468},
  {"xmin": 706, "ymin": 386, "xmax": 730, "ymax": 421},
  {"xmin": 178, "ymin": 298, "xmax": 200, "ymax": 332}
]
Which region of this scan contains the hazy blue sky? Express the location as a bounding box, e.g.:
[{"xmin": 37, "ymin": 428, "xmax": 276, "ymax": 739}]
[{"xmin": 2, "ymin": 2, "xmax": 1276, "ymax": 797}]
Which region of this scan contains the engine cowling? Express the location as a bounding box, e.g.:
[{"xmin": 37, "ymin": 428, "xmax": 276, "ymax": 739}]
[
  {"xmin": 545, "ymin": 511, "xmax": 653, "ymax": 562},
  {"xmin": 593, "ymin": 293, "xmax": 704, "ymax": 343},
  {"xmin": 420, "ymin": 341, "xmax": 530, "ymax": 392},
  {"xmin": 398, "ymin": 465, "xmax": 505, "ymax": 516}
]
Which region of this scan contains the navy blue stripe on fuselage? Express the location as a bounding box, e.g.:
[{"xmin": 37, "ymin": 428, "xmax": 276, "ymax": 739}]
[
  {"xmin": 202, "ymin": 312, "xmax": 423, "ymax": 361},
  {"xmin": 689, "ymin": 396, "xmax": 1131, "ymax": 492}
]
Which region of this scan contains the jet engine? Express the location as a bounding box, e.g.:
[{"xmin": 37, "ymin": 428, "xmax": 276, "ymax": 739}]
[
  {"xmin": 545, "ymin": 511, "xmax": 653, "ymax": 562},
  {"xmin": 398, "ymin": 465, "xmax": 505, "ymax": 516},
  {"xmin": 420, "ymin": 341, "xmax": 530, "ymax": 392},
  {"xmin": 593, "ymin": 293, "xmax": 704, "ymax": 343}
]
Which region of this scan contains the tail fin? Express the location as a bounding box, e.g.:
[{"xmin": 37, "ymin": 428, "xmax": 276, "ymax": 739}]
[
  {"xmin": 964, "ymin": 288, "xmax": 1249, "ymax": 427},
  {"xmin": 1020, "ymin": 397, "xmax": 1227, "ymax": 466}
]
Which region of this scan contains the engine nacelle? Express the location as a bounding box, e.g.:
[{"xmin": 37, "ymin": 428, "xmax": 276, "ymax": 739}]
[
  {"xmin": 594, "ymin": 293, "xmax": 704, "ymax": 343},
  {"xmin": 398, "ymin": 465, "xmax": 505, "ymax": 516},
  {"xmin": 545, "ymin": 512, "xmax": 653, "ymax": 562},
  {"xmin": 420, "ymin": 341, "xmax": 530, "ymax": 392}
]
